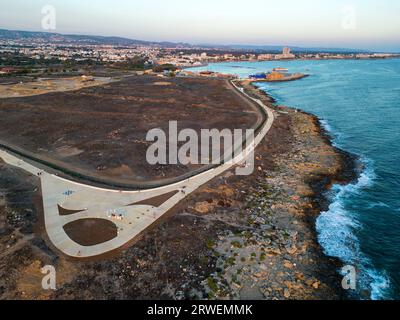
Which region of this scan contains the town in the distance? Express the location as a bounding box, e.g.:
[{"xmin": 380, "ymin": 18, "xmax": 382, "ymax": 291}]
[{"xmin": 0, "ymin": 29, "xmax": 398, "ymax": 77}]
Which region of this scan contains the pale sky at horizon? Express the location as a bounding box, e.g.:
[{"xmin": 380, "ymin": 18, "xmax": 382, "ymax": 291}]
[{"xmin": 1, "ymin": 0, "xmax": 399, "ymax": 51}]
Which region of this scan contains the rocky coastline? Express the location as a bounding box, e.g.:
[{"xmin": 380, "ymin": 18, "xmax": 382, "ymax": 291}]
[{"xmin": 197, "ymin": 80, "xmax": 359, "ymax": 299}]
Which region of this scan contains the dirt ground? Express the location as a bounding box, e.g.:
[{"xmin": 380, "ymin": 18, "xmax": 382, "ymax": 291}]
[
  {"xmin": 0, "ymin": 76, "xmax": 114, "ymax": 98},
  {"xmin": 0, "ymin": 78, "xmax": 356, "ymax": 300},
  {"xmin": 0, "ymin": 75, "xmax": 261, "ymax": 187}
]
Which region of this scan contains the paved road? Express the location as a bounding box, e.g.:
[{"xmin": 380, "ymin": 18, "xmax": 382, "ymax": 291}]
[{"xmin": 0, "ymin": 81, "xmax": 275, "ymax": 258}]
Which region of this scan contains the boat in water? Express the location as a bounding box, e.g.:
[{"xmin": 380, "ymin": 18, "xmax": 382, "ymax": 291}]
[
  {"xmin": 249, "ymin": 71, "xmax": 308, "ymax": 82},
  {"xmin": 249, "ymin": 73, "xmax": 267, "ymax": 79},
  {"xmin": 273, "ymin": 67, "xmax": 289, "ymax": 72}
]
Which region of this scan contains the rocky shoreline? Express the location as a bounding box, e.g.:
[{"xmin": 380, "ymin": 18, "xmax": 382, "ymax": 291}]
[{"xmin": 197, "ymin": 80, "xmax": 359, "ymax": 299}]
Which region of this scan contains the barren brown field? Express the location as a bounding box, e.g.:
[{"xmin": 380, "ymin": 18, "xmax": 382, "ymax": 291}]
[
  {"xmin": 0, "ymin": 75, "xmax": 262, "ymax": 186},
  {"xmin": 0, "ymin": 76, "xmax": 114, "ymax": 98}
]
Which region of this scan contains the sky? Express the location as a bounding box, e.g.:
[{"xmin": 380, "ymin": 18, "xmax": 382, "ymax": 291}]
[{"xmin": 1, "ymin": 0, "xmax": 399, "ymax": 52}]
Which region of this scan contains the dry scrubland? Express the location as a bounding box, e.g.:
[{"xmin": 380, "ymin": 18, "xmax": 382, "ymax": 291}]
[{"xmin": 0, "ymin": 75, "xmax": 260, "ymax": 185}]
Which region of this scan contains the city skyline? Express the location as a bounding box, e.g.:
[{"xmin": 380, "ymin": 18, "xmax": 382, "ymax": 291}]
[{"xmin": 1, "ymin": 0, "xmax": 399, "ymax": 52}]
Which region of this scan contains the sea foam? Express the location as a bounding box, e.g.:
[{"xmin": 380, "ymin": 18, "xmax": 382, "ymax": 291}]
[{"xmin": 315, "ymin": 129, "xmax": 390, "ymax": 299}]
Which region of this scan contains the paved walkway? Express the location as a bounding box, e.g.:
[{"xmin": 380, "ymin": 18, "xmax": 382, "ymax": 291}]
[{"xmin": 0, "ymin": 81, "xmax": 275, "ymax": 258}]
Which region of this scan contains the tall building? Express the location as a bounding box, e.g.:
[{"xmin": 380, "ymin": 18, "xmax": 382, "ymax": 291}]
[
  {"xmin": 283, "ymin": 47, "xmax": 291, "ymax": 55},
  {"xmin": 275, "ymin": 47, "xmax": 295, "ymax": 59},
  {"xmin": 258, "ymin": 54, "xmax": 273, "ymax": 61}
]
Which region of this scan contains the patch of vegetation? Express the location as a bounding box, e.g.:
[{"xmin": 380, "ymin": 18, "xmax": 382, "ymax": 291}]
[
  {"xmin": 205, "ymin": 238, "xmax": 216, "ymax": 249},
  {"xmin": 112, "ymin": 56, "xmax": 151, "ymax": 71},
  {"xmin": 200, "ymin": 256, "xmax": 209, "ymax": 265},
  {"xmin": 231, "ymin": 274, "xmax": 240, "ymax": 285},
  {"xmin": 283, "ymin": 230, "xmax": 290, "ymax": 240},
  {"xmin": 231, "ymin": 241, "xmax": 242, "ymax": 248},
  {"xmin": 207, "ymin": 277, "xmax": 219, "ymax": 293},
  {"xmin": 226, "ymin": 257, "xmax": 236, "ymax": 266},
  {"xmin": 242, "ymin": 231, "xmax": 253, "ymax": 239},
  {"xmin": 153, "ymin": 63, "xmax": 177, "ymax": 73}
]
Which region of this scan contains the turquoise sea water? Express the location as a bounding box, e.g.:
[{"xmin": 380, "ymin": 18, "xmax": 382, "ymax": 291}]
[{"xmin": 188, "ymin": 59, "xmax": 400, "ymax": 299}]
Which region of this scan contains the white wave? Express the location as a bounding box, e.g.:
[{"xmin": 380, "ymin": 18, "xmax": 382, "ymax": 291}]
[
  {"xmin": 319, "ymin": 119, "xmax": 346, "ymax": 147},
  {"xmin": 316, "ymin": 158, "xmax": 391, "ymax": 300},
  {"xmin": 319, "ymin": 119, "xmax": 332, "ymax": 132},
  {"xmin": 369, "ymin": 270, "xmax": 390, "ymax": 300},
  {"xmin": 366, "ymin": 201, "xmax": 391, "ymax": 210}
]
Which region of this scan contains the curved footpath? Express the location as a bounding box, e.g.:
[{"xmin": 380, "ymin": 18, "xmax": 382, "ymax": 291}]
[{"xmin": 0, "ymin": 80, "xmax": 275, "ymax": 258}]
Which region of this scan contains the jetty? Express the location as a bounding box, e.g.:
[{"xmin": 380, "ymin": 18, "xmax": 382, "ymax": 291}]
[{"xmin": 249, "ymin": 69, "xmax": 309, "ymax": 83}]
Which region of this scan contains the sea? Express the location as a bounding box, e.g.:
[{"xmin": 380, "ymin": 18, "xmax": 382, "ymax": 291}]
[{"xmin": 188, "ymin": 58, "xmax": 400, "ymax": 300}]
